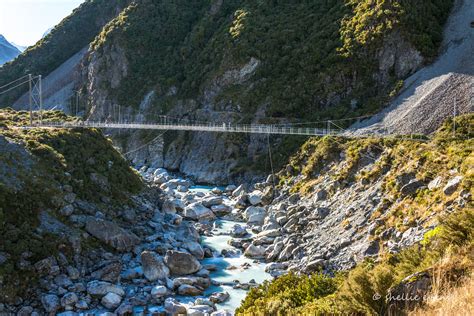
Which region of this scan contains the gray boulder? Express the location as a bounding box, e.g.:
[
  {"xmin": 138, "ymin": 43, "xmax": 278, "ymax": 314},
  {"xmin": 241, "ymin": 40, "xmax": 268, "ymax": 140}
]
[
  {"xmin": 85, "ymin": 218, "xmax": 140, "ymax": 252},
  {"xmin": 164, "ymin": 250, "xmax": 202, "ymax": 275},
  {"xmin": 151, "ymin": 285, "xmax": 168, "ymax": 298},
  {"xmin": 178, "ymin": 284, "xmax": 202, "ymax": 296},
  {"xmin": 183, "ymin": 203, "xmax": 216, "ymax": 221},
  {"xmin": 164, "ymin": 298, "xmax": 187, "ymax": 315},
  {"xmin": 248, "ymin": 190, "xmax": 263, "ymax": 205},
  {"xmin": 183, "ymin": 241, "xmax": 205, "ymax": 260},
  {"xmin": 187, "ymin": 305, "xmax": 214, "ymax": 315},
  {"xmin": 101, "ymin": 292, "xmax": 122, "ymax": 310},
  {"xmin": 41, "ymin": 294, "xmax": 60, "ymax": 314},
  {"xmin": 244, "ymin": 244, "xmax": 266, "ymax": 258},
  {"xmin": 230, "ymin": 224, "xmax": 248, "ymax": 238},
  {"xmin": 87, "ymin": 281, "xmax": 125, "ymax": 297},
  {"xmin": 443, "ymin": 176, "xmax": 463, "ymax": 195},
  {"xmin": 400, "ymin": 179, "xmax": 425, "ymax": 195},
  {"xmin": 141, "ymin": 251, "xmax": 170, "ymax": 281}
]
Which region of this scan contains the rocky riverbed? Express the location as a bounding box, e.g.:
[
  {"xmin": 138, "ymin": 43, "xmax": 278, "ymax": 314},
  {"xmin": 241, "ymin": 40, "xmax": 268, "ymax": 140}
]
[{"xmin": 3, "ymin": 149, "xmax": 469, "ymax": 316}]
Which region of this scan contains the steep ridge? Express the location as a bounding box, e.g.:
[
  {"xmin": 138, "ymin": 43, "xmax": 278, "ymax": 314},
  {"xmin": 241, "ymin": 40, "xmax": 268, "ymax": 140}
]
[
  {"xmin": 353, "ymin": 0, "xmax": 474, "ymax": 135},
  {"xmin": 0, "ymin": 35, "xmax": 20, "ymax": 66},
  {"xmin": 0, "ymin": 0, "xmax": 132, "ymax": 105}
]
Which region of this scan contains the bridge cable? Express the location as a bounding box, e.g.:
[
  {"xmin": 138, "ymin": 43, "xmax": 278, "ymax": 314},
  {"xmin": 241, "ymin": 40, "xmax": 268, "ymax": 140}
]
[
  {"xmin": 0, "ymin": 79, "xmax": 31, "ymax": 95},
  {"xmin": 122, "ymin": 130, "xmax": 169, "ymax": 157},
  {"xmin": 0, "ymin": 74, "xmax": 30, "ymax": 89}
]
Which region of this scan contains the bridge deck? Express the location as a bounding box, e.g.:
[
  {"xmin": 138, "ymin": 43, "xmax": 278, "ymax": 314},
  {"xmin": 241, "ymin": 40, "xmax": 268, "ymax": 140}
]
[{"xmin": 34, "ymin": 121, "xmax": 339, "ymax": 136}]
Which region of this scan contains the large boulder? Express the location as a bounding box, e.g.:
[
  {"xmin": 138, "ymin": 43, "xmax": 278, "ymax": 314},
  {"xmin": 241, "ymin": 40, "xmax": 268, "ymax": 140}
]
[
  {"xmin": 211, "ymin": 204, "xmax": 232, "ymax": 216},
  {"xmin": 85, "ymin": 218, "xmax": 139, "ymax": 252},
  {"xmin": 400, "ymin": 179, "xmax": 425, "ymax": 196},
  {"xmin": 87, "ymin": 281, "xmax": 125, "ymax": 297},
  {"xmin": 244, "ymin": 206, "xmax": 266, "ymax": 225},
  {"xmin": 141, "ymin": 251, "xmax": 170, "ymax": 281},
  {"xmin": 244, "ymin": 244, "xmax": 266, "ymax": 258},
  {"xmin": 443, "ymin": 176, "xmax": 463, "ymax": 195},
  {"xmin": 232, "ymin": 184, "xmax": 247, "ymax": 197},
  {"xmin": 248, "ymin": 190, "xmax": 263, "ymax": 205},
  {"xmin": 230, "ymin": 224, "xmax": 248, "ymax": 238},
  {"xmin": 164, "ymin": 298, "xmax": 187, "ymax": 315},
  {"xmin": 202, "ymin": 196, "xmax": 224, "ymax": 208},
  {"xmin": 164, "ymin": 250, "xmax": 202, "ymax": 275},
  {"xmin": 178, "ymin": 284, "xmax": 203, "ymax": 296},
  {"xmin": 183, "ymin": 241, "xmax": 205, "ymax": 260},
  {"xmin": 183, "ymin": 203, "xmax": 216, "ymax": 221},
  {"xmin": 187, "ymin": 305, "xmax": 214, "ymax": 315},
  {"xmin": 101, "ymin": 292, "xmax": 122, "ymax": 310},
  {"xmin": 41, "ymin": 294, "xmax": 60, "ymax": 314}
]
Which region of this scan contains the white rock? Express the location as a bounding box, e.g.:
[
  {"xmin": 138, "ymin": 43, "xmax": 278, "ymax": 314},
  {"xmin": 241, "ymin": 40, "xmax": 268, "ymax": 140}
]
[
  {"xmin": 248, "ymin": 190, "xmax": 263, "ymax": 205},
  {"xmin": 151, "ymin": 285, "xmax": 168, "ymax": 298},
  {"xmin": 184, "ymin": 203, "xmax": 216, "ymax": 221},
  {"xmin": 244, "ymin": 244, "xmax": 266, "ymax": 258},
  {"xmin": 443, "ymin": 176, "xmax": 463, "ymax": 195},
  {"xmin": 101, "ymin": 292, "xmax": 122, "ymax": 310}
]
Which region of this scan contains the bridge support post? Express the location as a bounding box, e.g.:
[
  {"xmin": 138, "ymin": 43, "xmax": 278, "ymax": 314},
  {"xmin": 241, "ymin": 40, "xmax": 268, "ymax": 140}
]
[{"xmin": 28, "ymin": 74, "xmax": 33, "ymax": 125}]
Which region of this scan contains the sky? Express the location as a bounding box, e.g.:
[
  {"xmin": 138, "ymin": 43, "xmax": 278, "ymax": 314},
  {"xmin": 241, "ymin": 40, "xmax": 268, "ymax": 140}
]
[{"xmin": 0, "ymin": 0, "xmax": 85, "ymax": 47}]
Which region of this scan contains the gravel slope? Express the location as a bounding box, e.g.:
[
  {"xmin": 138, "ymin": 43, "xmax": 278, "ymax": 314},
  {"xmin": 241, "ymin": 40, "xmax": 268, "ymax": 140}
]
[{"xmin": 352, "ymin": 0, "xmax": 474, "ymax": 135}]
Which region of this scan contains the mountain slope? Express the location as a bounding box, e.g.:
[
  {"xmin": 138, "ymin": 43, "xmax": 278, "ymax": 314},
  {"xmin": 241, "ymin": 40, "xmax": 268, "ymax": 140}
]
[
  {"xmin": 0, "ymin": 0, "xmax": 132, "ymax": 105},
  {"xmin": 0, "ymin": 0, "xmax": 458, "ymax": 183},
  {"xmin": 0, "ymin": 35, "xmax": 20, "ymax": 66},
  {"xmin": 352, "ymin": 0, "xmax": 474, "ymax": 135}
]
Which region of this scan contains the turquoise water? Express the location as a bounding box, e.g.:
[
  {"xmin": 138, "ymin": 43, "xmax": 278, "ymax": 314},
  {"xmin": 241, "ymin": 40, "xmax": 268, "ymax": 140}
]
[
  {"xmin": 173, "ymin": 185, "xmax": 272, "ymax": 313},
  {"xmin": 201, "ymin": 220, "xmax": 271, "ymax": 312}
]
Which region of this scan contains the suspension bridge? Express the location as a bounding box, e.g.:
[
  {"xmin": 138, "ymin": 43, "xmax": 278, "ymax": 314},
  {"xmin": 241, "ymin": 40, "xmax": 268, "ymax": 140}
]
[{"xmin": 0, "ymin": 74, "xmax": 432, "ymax": 139}]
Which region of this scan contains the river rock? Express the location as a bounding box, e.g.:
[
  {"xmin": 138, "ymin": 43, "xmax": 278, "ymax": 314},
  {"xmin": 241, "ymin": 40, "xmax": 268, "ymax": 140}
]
[
  {"xmin": 178, "ymin": 284, "xmax": 202, "ymax": 296},
  {"xmin": 87, "ymin": 281, "xmax": 125, "ymax": 297},
  {"xmin": 164, "ymin": 298, "xmax": 187, "ymax": 314},
  {"xmin": 209, "ymin": 292, "xmax": 230, "ymax": 303},
  {"xmin": 183, "ymin": 241, "xmax": 205, "ymax": 260},
  {"xmin": 230, "ymin": 224, "xmax": 247, "ymax": 237},
  {"xmin": 202, "ymin": 196, "xmax": 224, "ymax": 208},
  {"xmin": 60, "ymin": 204, "xmax": 74, "ymax": 216},
  {"xmin": 41, "ymin": 294, "xmax": 60, "ymax": 314},
  {"xmin": 232, "ymin": 184, "xmax": 246, "ymax": 197},
  {"xmin": 85, "ymin": 218, "xmax": 140, "ymax": 252},
  {"xmin": 443, "ymin": 176, "xmax": 463, "ymax": 195},
  {"xmin": 225, "ymin": 185, "xmax": 237, "ymax": 192},
  {"xmin": 162, "ymin": 200, "xmax": 177, "ymax": 214},
  {"xmin": 257, "ymin": 229, "xmax": 281, "ymax": 238},
  {"xmin": 211, "ymin": 204, "xmax": 232, "ymax": 216},
  {"xmin": 141, "ymin": 251, "xmax": 170, "ymax": 281},
  {"xmin": 244, "ymin": 244, "xmax": 266, "ymax": 258},
  {"xmin": 101, "ymin": 292, "xmax": 122, "ymax": 310},
  {"xmin": 91, "ymin": 262, "xmax": 122, "ymax": 283},
  {"xmin": 244, "ymin": 206, "xmax": 266, "ymax": 225},
  {"xmin": 115, "ymin": 302, "xmax": 134, "ymax": 316},
  {"xmin": 187, "ymin": 305, "xmax": 214, "ymax": 315},
  {"xmin": 164, "ymin": 250, "xmax": 202, "ymax": 275},
  {"xmin": 151, "ymin": 285, "xmax": 168, "ymax": 298},
  {"xmin": 248, "ymin": 190, "xmax": 263, "ymax": 205},
  {"xmin": 184, "ymin": 203, "xmax": 216, "ymax": 221},
  {"xmin": 60, "ymin": 292, "xmax": 78, "ymax": 309}
]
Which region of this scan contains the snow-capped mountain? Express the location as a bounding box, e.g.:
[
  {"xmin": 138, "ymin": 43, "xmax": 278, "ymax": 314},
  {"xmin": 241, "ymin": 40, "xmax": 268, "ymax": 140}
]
[{"xmin": 0, "ymin": 35, "xmax": 21, "ymax": 65}]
